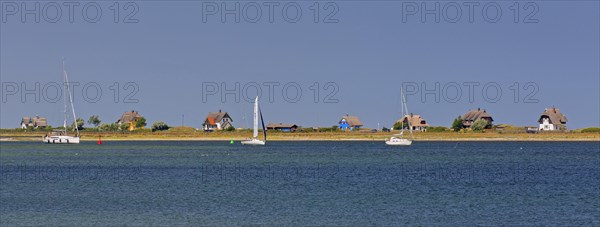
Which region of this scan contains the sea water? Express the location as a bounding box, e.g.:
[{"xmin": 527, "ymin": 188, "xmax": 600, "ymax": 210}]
[{"xmin": 1, "ymin": 141, "xmax": 599, "ymax": 225}]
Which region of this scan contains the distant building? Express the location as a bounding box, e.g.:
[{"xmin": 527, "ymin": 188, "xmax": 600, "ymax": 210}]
[
  {"xmin": 339, "ymin": 114, "xmax": 363, "ymax": 131},
  {"xmin": 462, "ymin": 108, "xmax": 494, "ymax": 128},
  {"xmin": 117, "ymin": 110, "xmax": 144, "ymax": 131},
  {"xmin": 21, "ymin": 116, "xmax": 48, "ymax": 129},
  {"xmin": 538, "ymin": 107, "xmax": 567, "ymax": 131},
  {"xmin": 396, "ymin": 113, "xmax": 429, "ymax": 132},
  {"xmin": 203, "ymin": 110, "xmax": 233, "ymax": 131},
  {"xmin": 267, "ymin": 123, "xmax": 298, "ymax": 132}
]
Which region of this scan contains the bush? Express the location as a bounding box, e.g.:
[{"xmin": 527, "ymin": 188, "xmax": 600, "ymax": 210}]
[
  {"xmin": 301, "ymin": 127, "xmax": 314, "ymax": 133},
  {"xmin": 135, "ymin": 117, "xmax": 147, "ymax": 128},
  {"xmin": 151, "ymin": 121, "xmax": 170, "ymax": 132},
  {"xmin": 427, "ymin": 126, "xmax": 448, "ymax": 132},
  {"xmin": 471, "ymin": 119, "xmax": 489, "ymax": 132},
  {"xmin": 393, "ymin": 121, "xmax": 408, "ymax": 130},
  {"xmin": 581, "ymin": 127, "xmax": 600, "ymax": 133},
  {"xmin": 224, "ymin": 126, "xmax": 236, "ymax": 132}
]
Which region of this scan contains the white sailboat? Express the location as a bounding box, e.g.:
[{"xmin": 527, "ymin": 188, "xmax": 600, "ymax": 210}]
[
  {"xmin": 386, "ymin": 87, "xmax": 413, "ymax": 146},
  {"xmin": 241, "ymin": 96, "xmax": 266, "ymax": 145},
  {"xmin": 43, "ymin": 60, "xmax": 80, "ymax": 144}
]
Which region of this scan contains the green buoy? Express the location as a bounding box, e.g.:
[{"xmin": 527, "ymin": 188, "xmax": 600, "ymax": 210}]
[{"xmin": 230, "ymin": 140, "xmax": 234, "ymax": 144}]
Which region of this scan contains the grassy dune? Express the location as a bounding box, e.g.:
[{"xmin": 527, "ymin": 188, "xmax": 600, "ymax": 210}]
[{"xmin": 2, "ymin": 129, "xmax": 598, "ymax": 141}]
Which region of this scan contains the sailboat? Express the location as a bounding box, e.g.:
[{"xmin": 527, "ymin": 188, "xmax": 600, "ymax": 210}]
[
  {"xmin": 241, "ymin": 96, "xmax": 266, "ymax": 145},
  {"xmin": 386, "ymin": 87, "xmax": 413, "ymax": 146},
  {"xmin": 43, "ymin": 60, "xmax": 80, "ymax": 144}
]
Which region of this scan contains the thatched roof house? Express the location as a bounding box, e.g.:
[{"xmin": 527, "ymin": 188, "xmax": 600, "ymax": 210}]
[
  {"xmin": 117, "ymin": 110, "xmax": 144, "ymax": 130},
  {"xmin": 203, "ymin": 110, "xmax": 233, "ymax": 131},
  {"xmin": 267, "ymin": 123, "xmax": 298, "ymax": 132},
  {"xmin": 396, "ymin": 113, "xmax": 429, "ymax": 131},
  {"xmin": 21, "ymin": 116, "xmax": 48, "ymax": 128},
  {"xmin": 339, "ymin": 114, "xmax": 363, "ymax": 130},
  {"xmin": 538, "ymin": 107, "xmax": 567, "ymax": 131},
  {"xmin": 462, "ymin": 108, "xmax": 493, "ymax": 128}
]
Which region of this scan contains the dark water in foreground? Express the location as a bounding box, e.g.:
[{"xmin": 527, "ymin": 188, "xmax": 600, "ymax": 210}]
[{"xmin": 1, "ymin": 141, "xmax": 599, "ymax": 226}]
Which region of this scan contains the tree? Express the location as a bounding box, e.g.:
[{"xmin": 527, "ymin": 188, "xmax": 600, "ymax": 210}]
[
  {"xmin": 471, "ymin": 119, "xmax": 489, "ymax": 132},
  {"xmin": 451, "ymin": 116, "xmax": 463, "ymax": 132},
  {"xmin": 151, "ymin": 121, "xmax": 170, "ymax": 132},
  {"xmin": 393, "ymin": 121, "xmax": 407, "ymax": 130},
  {"xmin": 88, "ymin": 115, "xmax": 101, "ymax": 128},
  {"xmin": 118, "ymin": 123, "xmax": 129, "ymax": 131},
  {"xmin": 73, "ymin": 118, "xmax": 85, "ymax": 130},
  {"xmin": 135, "ymin": 117, "xmax": 147, "ymax": 128},
  {"xmin": 100, "ymin": 123, "xmax": 111, "ymax": 131}
]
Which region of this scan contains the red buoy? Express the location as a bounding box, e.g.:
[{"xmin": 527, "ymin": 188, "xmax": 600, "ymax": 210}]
[{"xmin": 98, "ymin": 135, "xmax": 102, "ymax": 145}]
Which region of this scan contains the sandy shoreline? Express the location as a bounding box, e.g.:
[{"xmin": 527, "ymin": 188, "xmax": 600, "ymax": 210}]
[{"xmin": 2, "ymin": 135, "xmax": 598, "ymax": 142}]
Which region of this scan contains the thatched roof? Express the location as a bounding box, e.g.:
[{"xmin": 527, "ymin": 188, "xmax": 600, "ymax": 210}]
[
  {"xmin": 22, "ymin": 116, "xmax": 47, "ymax": 127},
  {"xmin": 267, "ymin": 123, "xmax": 298, "ymax": 129},
  {"xmin": 204, "ymin": 110, "xmax": 232, "ymax": 125},
  {"xmin": 117, "ymin": 110, "xmax": 142, "ymax": 124},
  {"xmin": 340, "ymin": 115, "xmax": 363, "ymax": 126},
  {"xmin": 396, "ymin": 114, "xmax": 429, "ymax": 127},
  {"xmin": 538, "ymin": 107, "xmax": 567, "ymax": 124},
  {"xmin": 462, "ymin": 108, "xmax": 493, "ymax": 121}
]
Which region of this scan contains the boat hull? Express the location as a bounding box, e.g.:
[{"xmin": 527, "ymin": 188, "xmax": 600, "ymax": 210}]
[
  {"xmin": 43, "ymin": 136, "xmax": 80, "ymax": 144},
  {"xmin": 241, "ymin": 139, "xmax": 265, "ymax": 146},
  {"xmin": 385, "ymin": 138, "xmax": 412, "ymax": 146}
]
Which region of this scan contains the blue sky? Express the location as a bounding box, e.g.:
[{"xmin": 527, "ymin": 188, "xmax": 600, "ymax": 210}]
[{"xmin": 1, "ymin": 1, "xmax": 599, "ymax": 129}]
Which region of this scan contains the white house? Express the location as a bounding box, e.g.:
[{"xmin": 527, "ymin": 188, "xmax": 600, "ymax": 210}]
[
  {"xmin": 538, "ymin": 107, "xmax": 567, "ymax": 131},
  {"xmin": 202, "ymin": 110, "xmax": 233, "ymax": 131}
]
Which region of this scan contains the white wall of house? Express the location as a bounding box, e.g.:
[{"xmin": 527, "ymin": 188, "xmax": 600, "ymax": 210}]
[
  {"xmin": 412, "ymin": 126, "xmax": 427, "ymax": 132},
  {"xmin": 539, "ymin": 118, "xmax": 556, "ymax": 130}
]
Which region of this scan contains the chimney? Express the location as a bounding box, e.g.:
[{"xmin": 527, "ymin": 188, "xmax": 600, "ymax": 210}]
[
  {"xmin": 219, "ymin": 109, "xmax": 221, "ymax": 113},
  {"xmin": 477, "ymin": 108, "xmax": 480, "ymax": 111}
]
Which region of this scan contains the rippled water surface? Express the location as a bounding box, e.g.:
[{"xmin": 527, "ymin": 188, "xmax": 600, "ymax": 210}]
[{"xmin": 1, "ymin": 141, "xmax": 599, "ymax": 225}]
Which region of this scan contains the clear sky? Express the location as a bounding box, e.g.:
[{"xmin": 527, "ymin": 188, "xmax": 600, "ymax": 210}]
[{"xmin": 1, "ymin": 1, "xmax": 599, "ymax": 129}]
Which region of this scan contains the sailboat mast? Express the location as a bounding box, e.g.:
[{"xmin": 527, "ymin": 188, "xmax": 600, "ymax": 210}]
[
  {"xmin": 63, "ymin": 60, "xmax": 79, "ymax": 136},
  {"xmin": 401, "ymin": 88, "xmax": 414, "ymax": 139},
  {"xmin": 62, "ymin": 60, "xmax": 68, "ymax": 134},
  {"xmin": 253, "ymin": 96, "xmax": 259, "ymax": 139}
]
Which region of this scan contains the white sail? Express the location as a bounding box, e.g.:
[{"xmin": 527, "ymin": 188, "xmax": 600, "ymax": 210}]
[
  {"xmin": 242, "ymin": 96, "xmax": 266, "ymax": 145},
  {"xmin": 253, "ymin": 96, "xmax": 259, "ymax": 138}
]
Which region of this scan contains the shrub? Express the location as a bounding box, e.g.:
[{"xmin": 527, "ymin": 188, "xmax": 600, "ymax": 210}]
[
  {"xmin": 427, "ymin": 126, "xmax": 448, "ymax": 132},
  {"xmin": 471, "ymin": 119, "xmax": 488, "ymax": 132},
  {"xmin": 151, "ymin": 121, "xmax": 170, "ymax": 132},
  {"xmin": 581, "ymin": 127, "xmax": 600, "ymax": 133},
  {"xmin": 135, "ymin": 117, "xmax": 147, "ymax": 128}
]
